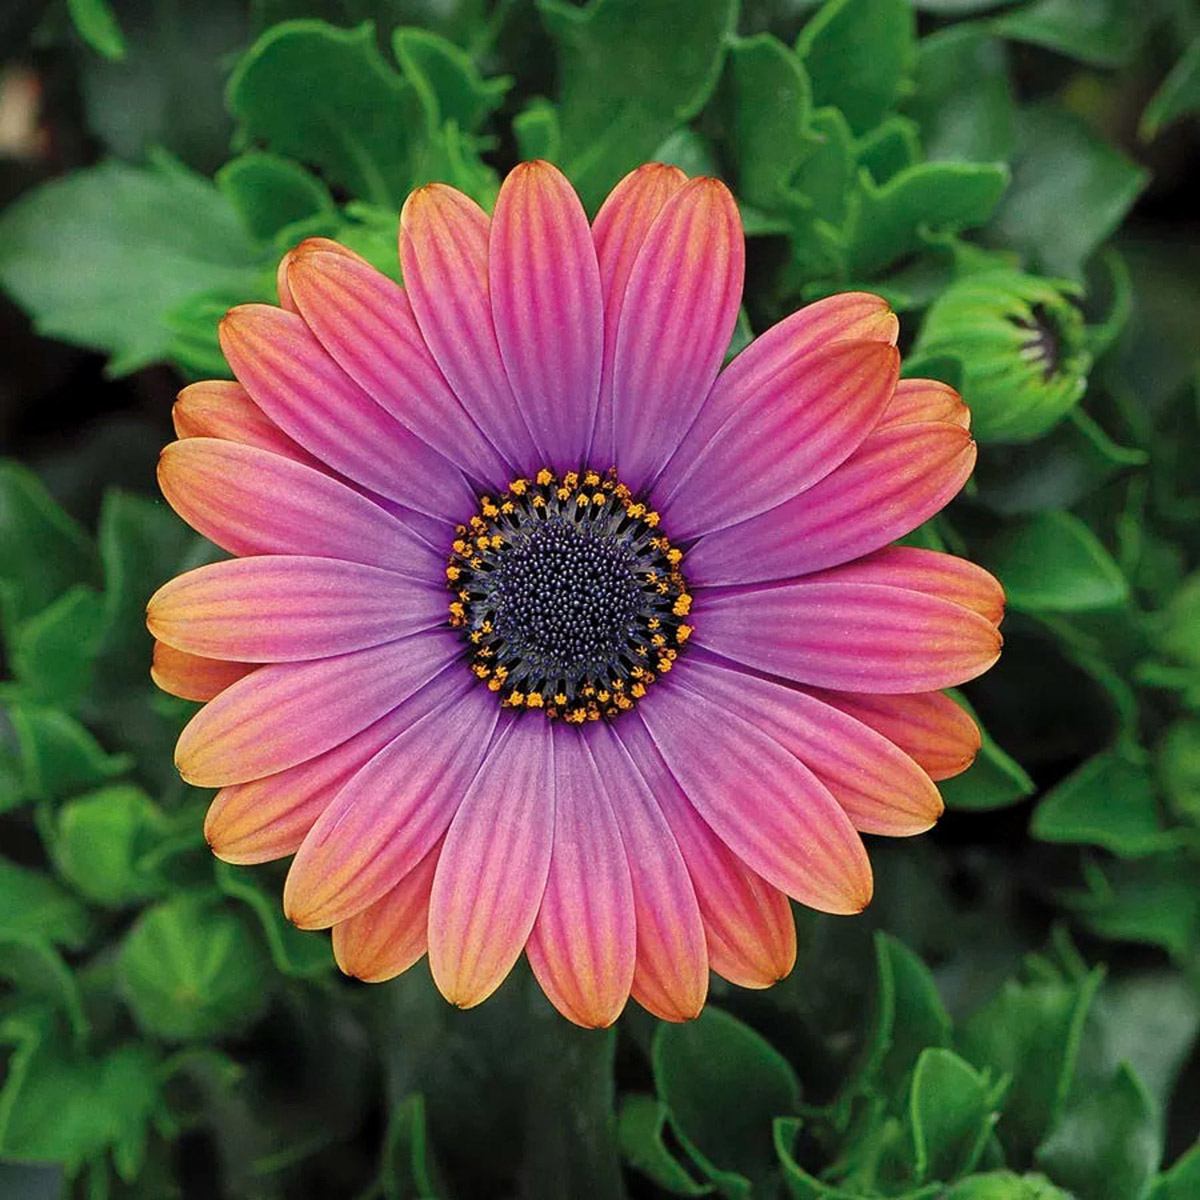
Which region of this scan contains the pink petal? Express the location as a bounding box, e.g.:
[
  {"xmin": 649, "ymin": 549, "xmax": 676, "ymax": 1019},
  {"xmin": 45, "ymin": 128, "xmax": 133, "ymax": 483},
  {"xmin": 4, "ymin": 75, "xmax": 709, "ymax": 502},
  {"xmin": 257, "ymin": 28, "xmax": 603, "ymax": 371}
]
[
  {"xmin": 332, "ymin": 838, "xmax": 442, "ymax": 982},
  {"xmin": 692, "ymin": 579, "xmax": 1002, "ymax": 693},
  {"xmin": 655, "ymin": 292, "xmax": 899, "ymax": 499},
  {"xmin": 638, "ymin": 665, "xmax": 873, "ymax": 915},
  {"xmin": 284, "ymin": 245, "xmax": 510, "ymax": 482},
  {"xmin": 659, "ymin": 340, "xmax": 900, "ymax": 539},
  {"xmin": 590, "ymin": 163, "xmax": 689, "ymax": 464},
  {"xmin": 615, "ymin": 715, "xmax": 797, "ymax": 987},
  {"xmin": 803, "ymin": 546, "xmax": 1005, "ymax": 626},
  {"xmin": 428, "ymin": 719, "xmax": 556, "ymax": 1009},
  {"xmin": 220, "ymin": 304, "xmax": 474, "ymax": 522},
  {"xmin": 490, "ymin": 161, "xmax": 603, "ymax": 472},
  {"xmin": 204, "ymin": 696, "xmax": 447, "ymax": 865},
  {"xmin": 686, "ymin": 420, "xmax": 976, "ymax": 586},
  {"xmin": 174, "ymin": 628, "xmax": 459, "ymax": 788},
  {"xmin": 173, "ymin": 380, "xmax": 323, "ymax": 468},
  {"xmin": 804, "ymin": 688, "xmax": 982, "ymax": 783},
  {"xmin": 526, "ymin": 727, "xmax": 636, "ymax": 1028},
  {"xmin": 879, "ymin": 377, "xmax": 970, "ymax": 430},
  {"xmin": 399, "ymin": 184, "xmax": 541, "ymax": 472},
  {"xmin": 148, "ymin": 556, "xmax": 445, "ymax": 662},
  {"xmin": 612, "ymin": 178, "xmax": 744, "ymax": 493},
  {"xmin": 276, "ymin": 236, "xmax": 364, "ymax": 312},
  {"xmin": 585, "ymin": 723, "xmax": 709, "ymax": 1022},
  {"xmin": 158, "ymin": 439, "xmax": 443, "ymax": 577},
  {"xmin": 151, "ymin": 641, "xmax": 255, "ymax": 702},
  {"xmin": 689, "ymin": 656, "xmax": 943, "ymax": 836},
  {"xmin": 283, "ymin": 676, "xmax": 499, "ymax": 929}
]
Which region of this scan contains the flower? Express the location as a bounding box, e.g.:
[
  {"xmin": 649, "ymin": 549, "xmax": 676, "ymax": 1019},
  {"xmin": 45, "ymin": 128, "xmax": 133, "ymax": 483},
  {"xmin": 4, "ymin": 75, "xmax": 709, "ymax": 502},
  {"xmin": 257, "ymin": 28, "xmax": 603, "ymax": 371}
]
[{"xmin": 148, "ymin": 160, "xmax": 1003, "ymax": 1029}]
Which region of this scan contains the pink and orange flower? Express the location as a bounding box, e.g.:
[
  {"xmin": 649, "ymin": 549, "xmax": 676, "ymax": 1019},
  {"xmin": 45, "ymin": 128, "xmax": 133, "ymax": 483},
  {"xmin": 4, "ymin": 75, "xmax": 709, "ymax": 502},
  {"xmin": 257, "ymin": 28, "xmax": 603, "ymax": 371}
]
[{"xmin": 148, "ymin": 160, "xmax": 1002, "ymax": 1028}]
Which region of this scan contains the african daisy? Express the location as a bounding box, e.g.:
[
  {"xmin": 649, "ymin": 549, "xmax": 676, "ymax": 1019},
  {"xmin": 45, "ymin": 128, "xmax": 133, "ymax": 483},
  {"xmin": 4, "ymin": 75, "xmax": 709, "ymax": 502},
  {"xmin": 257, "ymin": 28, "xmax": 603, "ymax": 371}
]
[{"xmin": 148, "ymin": 160, "xmax": 1003, "ymax": 1028}]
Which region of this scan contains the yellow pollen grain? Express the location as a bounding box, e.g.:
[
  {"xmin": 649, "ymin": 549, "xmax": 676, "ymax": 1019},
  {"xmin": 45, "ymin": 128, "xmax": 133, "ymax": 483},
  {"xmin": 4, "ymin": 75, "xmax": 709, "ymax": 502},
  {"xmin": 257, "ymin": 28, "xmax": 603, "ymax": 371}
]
[
  {"xmin": 482, "ymin": 499, "xmax": 499, "ymax": 518},
  {"xmin": 536, "ymin": 468, "xmax": 554, "ymax": 486},
  {"xmin": 556, "ymin": 486, "xmax": 571, "ymax": 500},
  {"xmin": 563, "ymin": 471, "xmax": 579, "ymax": 488},
  {"xmin": 553, "ymin": 692, "xmax": 567, "ymax": 707},
  {"xmin": 583, "ymin": 470, "xmax": 600, "ymax": 487},
  {"xmin": 508, "ymin": 691, "xmax": 525, "ymax": 707},
  {"xmin": 667, "ymin": 548, "xmax": 683, "ymax": 566},
  {"xmin": 646, "ymin": 511, "xmax": 660, "ymax": 527},
  {"xmin": 677, "ymin": 624, "xmax": 693, "ymax": 642},
  {"xmin": 452, "ymin": 539, "xmax": 466, "ymax": 554},
  {"xmin": 446, "ymin": 565, "xmax": 461, "ymax": 581},
  {"xmin": 526, "ymin": 692, "xmax": 544, "ymax": 708},
  {"xmin": 631, "ymin": 682, "xmax": 646, "ymax": 698},
  {"xmin": 592, "ymin": 492, "xmax": 606, "ymax": 505},
  {"xmin": 510, "ymin": 478, "xmax": 529, "ymax": 495},
  {"xmin": 487, "ymin": 678, "xmax": 502, "ymax": 691}
]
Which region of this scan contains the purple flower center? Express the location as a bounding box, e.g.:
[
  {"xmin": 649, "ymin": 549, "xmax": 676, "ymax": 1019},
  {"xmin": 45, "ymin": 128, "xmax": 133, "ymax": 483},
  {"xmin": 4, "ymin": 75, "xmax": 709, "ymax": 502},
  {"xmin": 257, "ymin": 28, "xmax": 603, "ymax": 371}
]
[{"xmin": 447, "ymin": 468, "xmax": 692, "ymax": 722}]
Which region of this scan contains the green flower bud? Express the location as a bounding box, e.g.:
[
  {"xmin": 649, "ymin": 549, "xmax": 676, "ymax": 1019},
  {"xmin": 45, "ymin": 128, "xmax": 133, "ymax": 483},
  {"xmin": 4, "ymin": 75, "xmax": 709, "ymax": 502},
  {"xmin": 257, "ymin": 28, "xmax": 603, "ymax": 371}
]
[
  {"xmin": 119, "ymin": 895, "xmax": 271, "ymax": 1040},
  {"xmin": 912, "ymin": 270, "xmax": 1091, "ymax": 443}
]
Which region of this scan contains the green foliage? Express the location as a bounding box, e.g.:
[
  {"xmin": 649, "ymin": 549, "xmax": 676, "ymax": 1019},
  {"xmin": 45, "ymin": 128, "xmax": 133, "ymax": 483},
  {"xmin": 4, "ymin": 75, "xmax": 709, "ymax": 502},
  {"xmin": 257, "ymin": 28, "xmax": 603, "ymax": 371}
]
[{"xmin": 2, "ymin": 0, "xmax": 1200, "ymax": 1194}]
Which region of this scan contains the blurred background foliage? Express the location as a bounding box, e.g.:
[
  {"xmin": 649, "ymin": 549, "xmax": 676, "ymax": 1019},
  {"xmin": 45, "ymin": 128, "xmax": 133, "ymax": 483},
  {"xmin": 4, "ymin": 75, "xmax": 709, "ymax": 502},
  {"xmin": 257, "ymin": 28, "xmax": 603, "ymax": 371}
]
[{"xmin": 1, "ymin": 0, "xmax": 1200, "ymax": 1196}]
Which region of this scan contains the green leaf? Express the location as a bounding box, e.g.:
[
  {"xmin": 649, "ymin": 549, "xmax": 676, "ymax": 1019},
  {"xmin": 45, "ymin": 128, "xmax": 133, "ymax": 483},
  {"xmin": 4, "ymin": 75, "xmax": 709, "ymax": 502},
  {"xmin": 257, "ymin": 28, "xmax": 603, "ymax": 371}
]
[
  {"xmin": 844, "ymin": 160, "xmax": 1009, "ymax": 276},
  {"xmin": 946, "ymin": 1172, "xmax": 1074, "ymax": 1199},
  {"xmin": 775, "ymin": 1116, "xmax": 944, "ymax": 1200},
  {"xmin": 1089, "ymin": 973, "xmax": 1200, "ymax": 1113},
  {"xmin": 0, "ymin": 859, "xmax": 90, "ymax": 949},
  {"xmin": 0, "ymin": 463, "xmax": 99, "ymax": 629},
  {"xmin": 216, "ymin": 151, "xmax": 336, "ymax": 242},
  {"xmin": 118, "ymin": 894, "xmax": 272, "ymax": 1040},
  {"xmin": 619, "ymin": 1095, "xmax": 713, "ymax": 1196},
  {"xmin": 1032, "ymin": 752, "xmax": 1182, "ymax": 857},
  {"xmin": 988, "ymin": 105, "xmax": 1149, "ymax": 279},
  {"xmin": 796, "ymin": 0, "xmax": 917, "ymax": 136},
  {"xmin": 9, "ymin": 586, "xmax": 105, "ymax": 710},
  {"xmin": 0, "ymin": 936, "xmax": 89, "ymax": 1040},
  {"xmin": 514, "ymin": 98, "xmax": 562, "ymax": 162},
  {"xmin": 0, "ymin": 1012, "xmax": 159, "ymax": 1176},
  {"xmin": 392, "ymin": 26, "xmax": 511, "ymax": 132},
  {"xmin": 992, "ymin": 0, "xmax": 1144, "ymax": 68},
  {"xmin": 536, "ymin": 0, "xmax": 737, "ymax": 209},
  {"xmin": 910, "ymin": 1048, "xmax": 1005, "ymax": 1183},
  {"xmin": 55, "ymin": 785, "xmax": 174, "ymax": 907},
  {"xmin": 654, "ymin": 1005, "xmax": 801, "ymax": 1195},
  {"xmin": 227, "ymin": 21, "xmax": 422, "ymax": 209},
  {"xmin": 1068, "ymin": 856, "xmax": 1200, "ymax": 960},
  {"xmin": 381, "ymin": 1093, "xmax": 442, "ymax": 1200},
  {"xmin": 722, "ymin": 34, "xmax": 818, "ymax": 213},
  {"xmin": 67, "ymin": 0, "xmax": 127, "ymax": 60},
  {"xmin": 5, "ymin": 703, "xmax": 131, "ymax": 802},
  {"xmin": 877, "ymin": 933, "xmax": 954, "ymax": 1098},
  {"xmin": 907, "ymin": 27, "xmax": 1014, "ymax": 162},
  {"xmin": 958, "ymin": 966, "xmax": 1104, "ymax": 1162},
  {"xmin": 1035, "ymin": 1064, "xmax": 1160, "ymax": 1200},
  {"xmin": 1141, "ymin": 37, "xmax": 1200, "ymax": 140},
  {"xmin": 1159, "ymin": 570, "xmax": 1200, "ymax": 671},
  {"xmin": 95, "ymin": 491, "xmax": 199, "ymax": 692},
  {"xmin": 0, "ymin": 155, "xmax": 267, "ymax": 375},
  {"xmin": 856, "ymin": 116, "xmax": 920, "ymax": 184},
  {"xmin": 1151, "ymin": 1141, "xmax": 1200, "ymax": 1200},
  {"xmin": 1157, "ymin": 719, "xmax": 1200, "ymax": 825},
  {"xmin": 938, "ymin": 693, "xmax": 1035, "ymax": 811},
  {"xmin": 215, "ymin": 861, "xmax": 333, "ymax": 977},
  {"xmin": 978, "ymin": 511, "xmax": 1128, "ymax": 613}
]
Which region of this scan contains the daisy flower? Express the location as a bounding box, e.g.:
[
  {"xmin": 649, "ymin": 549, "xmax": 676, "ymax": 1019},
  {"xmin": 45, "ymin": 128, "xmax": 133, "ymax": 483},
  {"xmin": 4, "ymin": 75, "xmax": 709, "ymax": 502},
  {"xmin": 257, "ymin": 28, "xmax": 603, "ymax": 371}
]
[{"xmin": 148, "ymin": 161, "xmax": 1002, "ymax": 1028}]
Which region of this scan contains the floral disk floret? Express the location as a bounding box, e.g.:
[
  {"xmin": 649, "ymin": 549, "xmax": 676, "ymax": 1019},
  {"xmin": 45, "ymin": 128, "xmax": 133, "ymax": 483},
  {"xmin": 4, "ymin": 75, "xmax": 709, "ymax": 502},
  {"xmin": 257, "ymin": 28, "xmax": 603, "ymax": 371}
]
[{"xmin": 148, "ymin": 160, "xmax": 1003, "ymax": 1029}]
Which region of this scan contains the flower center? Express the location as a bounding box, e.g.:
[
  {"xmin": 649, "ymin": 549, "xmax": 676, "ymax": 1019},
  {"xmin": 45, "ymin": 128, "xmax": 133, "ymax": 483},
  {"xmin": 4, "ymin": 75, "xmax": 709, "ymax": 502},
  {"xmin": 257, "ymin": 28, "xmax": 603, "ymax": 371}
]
[{"xmin": 447, "ymin": 468, "xmax": 692, "ymax": 722}]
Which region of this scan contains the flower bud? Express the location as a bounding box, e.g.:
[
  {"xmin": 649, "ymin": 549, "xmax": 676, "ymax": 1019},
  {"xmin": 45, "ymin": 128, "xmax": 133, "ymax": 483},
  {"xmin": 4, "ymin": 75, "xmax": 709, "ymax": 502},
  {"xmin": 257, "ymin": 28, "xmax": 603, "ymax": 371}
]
[{"xmin": 912, "ymin": 270, "xmax": 1091, "ymax": 442}]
